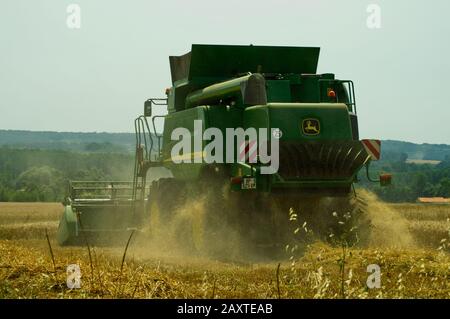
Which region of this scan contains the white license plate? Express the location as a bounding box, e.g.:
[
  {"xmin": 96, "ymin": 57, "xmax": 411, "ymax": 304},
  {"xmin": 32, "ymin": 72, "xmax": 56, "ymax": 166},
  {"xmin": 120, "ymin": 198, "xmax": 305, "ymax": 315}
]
[{"xmin": 241, "ymin": 177, "xmax": 256, "ymax": 189}]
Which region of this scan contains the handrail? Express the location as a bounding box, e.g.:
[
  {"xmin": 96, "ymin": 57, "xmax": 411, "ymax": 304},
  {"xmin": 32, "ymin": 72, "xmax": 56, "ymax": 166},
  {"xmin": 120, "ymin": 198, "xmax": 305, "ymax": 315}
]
[
  {"xmin": 68, "ymin": 180, "xmax": 140, "ymax": 201},
  {"xmin": 145, "ymin": 98, "xmax": 167, "ymax": 156},
  {"xmin": 132, "ymin": 98, "xmax": 167, "ymax": 201},
  {"xmin": 152, "ymin": 115, "xmax": 165, "ymax": 158},
  {"xmin": 318, "ymin": 79, "xmax": 357, "ymax": 114}
]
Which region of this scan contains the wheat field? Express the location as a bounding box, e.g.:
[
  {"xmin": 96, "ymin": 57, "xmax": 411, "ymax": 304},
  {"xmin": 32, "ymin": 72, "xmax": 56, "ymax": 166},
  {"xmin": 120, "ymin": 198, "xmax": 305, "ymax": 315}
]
[{"xmin": 0, "ymin": 201, "xmax": 449, "ymax": 299}]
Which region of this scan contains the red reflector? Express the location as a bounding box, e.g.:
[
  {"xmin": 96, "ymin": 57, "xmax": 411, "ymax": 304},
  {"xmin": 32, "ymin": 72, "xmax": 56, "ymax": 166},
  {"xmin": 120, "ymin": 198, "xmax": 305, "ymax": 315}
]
[
  {"xmin": 328, "ymin": 90, "xmax": 336, "ymax": 98},
  {"xmin": 380, "ymin": 174, "xmax": 392, "ymax": 186},
  {"xmin": 230, "ymin": 177, "xmax": 242, "ymax": 185}
]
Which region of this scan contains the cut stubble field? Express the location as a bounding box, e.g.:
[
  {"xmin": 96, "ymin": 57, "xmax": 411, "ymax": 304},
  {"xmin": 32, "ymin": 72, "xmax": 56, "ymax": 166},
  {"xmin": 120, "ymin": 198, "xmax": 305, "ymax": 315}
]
[{"xmin": 0, "ymin": 201, "xmax": 449, "ymax": 299}]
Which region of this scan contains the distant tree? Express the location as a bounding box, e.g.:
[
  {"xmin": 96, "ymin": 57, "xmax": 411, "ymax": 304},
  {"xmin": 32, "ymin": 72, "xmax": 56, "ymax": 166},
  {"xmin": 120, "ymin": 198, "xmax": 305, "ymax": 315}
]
[
  {"xmin": 381, "ymin": 151, "xmax": 408, "ymax": 163},
  {"xmin": 16, "ymin": 166, "xmax": 65, "ymax": 201},
  {"xmin": 73, "ymin": 168, "xmax": 107, "ymax": 181},
  {"xmin": 12, "ymin": 189, "xmax": 39, "ymax": 202},
  {"xmin": 0, "ymin": 186, "xmax": 11, "ymax": 201},
  {"xmin": 412, "ymin": 173, "xmax": 427, "ymax": 195},
  {"xmin": 422, "ymin": 183, "xmax": 438, "ymax": 197},
  {"xmin": 437, "ymin": 178, "xmax": 450, "ymax": 197},
  {"xmin": 84, "ymin": 142, "xmax": 127, "ymax": 153},
  {"xmin": 84, "ymin": 142, "xmax": 102, "ymax": 152}
]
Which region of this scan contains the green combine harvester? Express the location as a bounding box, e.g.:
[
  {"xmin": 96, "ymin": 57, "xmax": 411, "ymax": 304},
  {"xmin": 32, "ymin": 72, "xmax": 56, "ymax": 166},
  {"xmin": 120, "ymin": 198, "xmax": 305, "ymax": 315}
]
[{"xmin": 57, "ymin": 44, "xmax": 391, "ymax": 252}]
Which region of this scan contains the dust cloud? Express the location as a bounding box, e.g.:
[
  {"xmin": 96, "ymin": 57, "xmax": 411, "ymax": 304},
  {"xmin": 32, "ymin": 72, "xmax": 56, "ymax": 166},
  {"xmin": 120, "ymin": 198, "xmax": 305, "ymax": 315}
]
[
  {"xmin": 130, "ymin": 193, "xmax": 247, "ymax": 263},
  {"xmin": 127, "ymin": 188, "xmax": 418, "ymax": 263},
  {"xmin": 359, "ymin": 190, "xmax": 416, "ymax": 249}
]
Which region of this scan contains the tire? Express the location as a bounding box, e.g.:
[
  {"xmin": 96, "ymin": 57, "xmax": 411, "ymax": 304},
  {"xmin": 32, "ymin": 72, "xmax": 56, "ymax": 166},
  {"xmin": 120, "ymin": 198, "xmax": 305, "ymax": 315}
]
[
  {"xmin": 319, "ymin": 193, "xmax": 371, "ymax": 247},
  {"xmin": 268, "ymin": 191, "xmax": 371, "ymax": 249},
  {"xmin": 184, "ymin": 165, "xmax": 239, "ymax": 257},
  {"xmin": 147, "ymin": 178, "xmax": 186, "ymax": 242}
]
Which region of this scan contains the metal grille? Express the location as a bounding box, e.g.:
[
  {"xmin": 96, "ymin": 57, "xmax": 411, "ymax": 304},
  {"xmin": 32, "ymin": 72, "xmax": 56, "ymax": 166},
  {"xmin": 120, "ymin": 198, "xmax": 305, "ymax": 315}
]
[{"xmin": 278, "ymin": 141, "xmax": 370, "ymax": 180}]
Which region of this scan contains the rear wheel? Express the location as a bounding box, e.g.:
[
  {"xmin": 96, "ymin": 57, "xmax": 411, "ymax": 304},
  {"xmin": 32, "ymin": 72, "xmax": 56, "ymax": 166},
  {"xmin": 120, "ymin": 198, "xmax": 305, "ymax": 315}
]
[
  {"xmin": 147, "ymin": 178, "xmax": 186, "ymax": 243},
  {"xmin": 281, "ymin": 192, "xmax": 371, "ymax": 247},
  {"xmin": 147, "ymin": 171, "xmax": 236, "ymax": 257},
  {"xmin": 324, "ymin": 193, "xmax": 371, "ymax": 246},
  {"xmin": 182, "ymin": 165, "xmax": 241, "ymax": 258}
]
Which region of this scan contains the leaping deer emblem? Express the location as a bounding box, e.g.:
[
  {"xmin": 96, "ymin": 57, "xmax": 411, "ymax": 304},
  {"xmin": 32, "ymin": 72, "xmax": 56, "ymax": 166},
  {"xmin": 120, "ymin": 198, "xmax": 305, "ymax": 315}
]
[{"xmin": 303, "ymin": 120, "xmax": 320, "ymax": 134}]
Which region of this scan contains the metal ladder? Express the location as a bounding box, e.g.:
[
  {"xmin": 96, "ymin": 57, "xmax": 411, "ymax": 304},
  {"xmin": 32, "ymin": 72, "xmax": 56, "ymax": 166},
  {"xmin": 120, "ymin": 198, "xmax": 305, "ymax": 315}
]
[{"xmin": 132, "ymin": 98, "xmax": 167, "ymax": 203}]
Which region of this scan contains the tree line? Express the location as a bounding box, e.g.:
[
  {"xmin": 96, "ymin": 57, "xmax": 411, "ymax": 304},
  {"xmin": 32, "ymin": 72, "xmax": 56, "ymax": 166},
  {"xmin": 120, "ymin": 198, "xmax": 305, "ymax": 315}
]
[
  {"xmin": 360, "ymin": 152, "xmax": 450, "ymax": 202},
  {"xmin": 0, "ymin": 147, "xmax": 448, "ymax": 203},
  {"xmin": 0, "ymin": 147, "xmax": 134, "ymax": 202}
]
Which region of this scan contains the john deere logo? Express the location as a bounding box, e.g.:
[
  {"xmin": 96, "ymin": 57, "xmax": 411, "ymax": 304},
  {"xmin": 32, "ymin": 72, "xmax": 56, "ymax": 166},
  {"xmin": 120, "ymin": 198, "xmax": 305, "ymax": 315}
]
[{"xmin": 302, "ymin": 119, "xmax": 320, "ymax": 135}]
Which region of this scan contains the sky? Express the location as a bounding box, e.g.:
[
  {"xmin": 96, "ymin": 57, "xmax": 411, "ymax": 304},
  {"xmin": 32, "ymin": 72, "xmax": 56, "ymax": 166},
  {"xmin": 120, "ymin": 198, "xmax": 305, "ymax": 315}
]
[{"xmin": 0, "ymin": 0, "xmax": 449, "ymax": 144}]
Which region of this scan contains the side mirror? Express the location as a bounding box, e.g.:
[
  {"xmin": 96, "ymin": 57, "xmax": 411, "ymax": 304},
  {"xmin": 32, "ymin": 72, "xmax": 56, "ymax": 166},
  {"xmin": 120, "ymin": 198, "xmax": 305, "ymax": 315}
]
[
  {"xmin": 379, "ymin": 173, "xmax": 392, "ymax": 187},
  {"xmin": 144, "ymin": 100, "xmax": 152, "ymax": 117}
]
